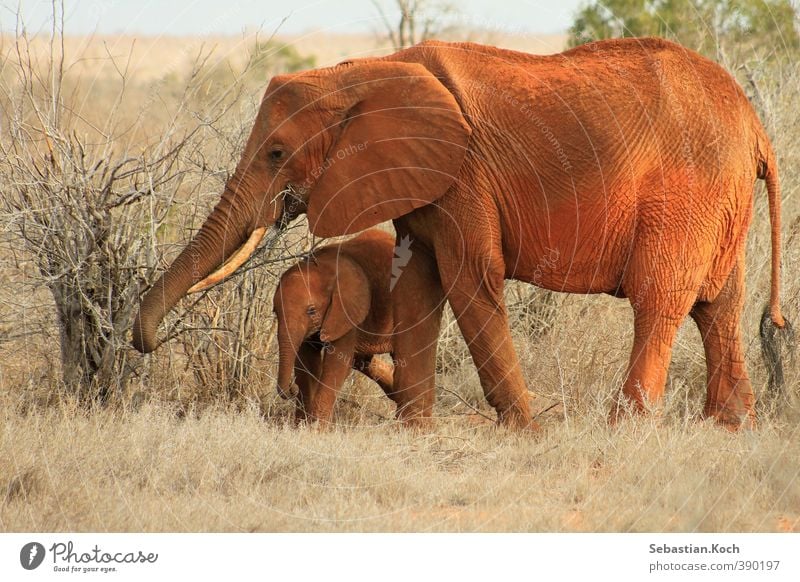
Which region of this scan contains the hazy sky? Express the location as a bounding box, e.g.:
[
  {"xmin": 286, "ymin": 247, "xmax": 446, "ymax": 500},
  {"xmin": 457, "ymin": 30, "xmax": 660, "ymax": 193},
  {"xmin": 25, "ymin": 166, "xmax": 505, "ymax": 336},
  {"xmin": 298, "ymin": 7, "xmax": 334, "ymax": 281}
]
[{"xmin": 2, "ymin": 1, "xmax": 584, "ymax": 36}]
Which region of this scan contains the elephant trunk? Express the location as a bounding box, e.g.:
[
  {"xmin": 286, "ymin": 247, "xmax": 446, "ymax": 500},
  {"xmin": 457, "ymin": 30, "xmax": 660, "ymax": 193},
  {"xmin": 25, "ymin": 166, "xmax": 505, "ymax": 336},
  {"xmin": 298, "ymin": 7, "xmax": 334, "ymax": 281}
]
[
  {"xmin": 132, "ymin": 181, "xmax": 258, "ymax": 354},
  {"xmin": 276, "ymin": 323, "xmax": 303, "ymax": 400}
]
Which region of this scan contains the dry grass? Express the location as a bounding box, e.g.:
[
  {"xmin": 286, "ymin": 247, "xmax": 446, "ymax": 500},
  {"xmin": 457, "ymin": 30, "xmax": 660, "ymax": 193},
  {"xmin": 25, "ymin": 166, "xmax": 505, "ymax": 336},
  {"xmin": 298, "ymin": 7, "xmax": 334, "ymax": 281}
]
[
  {"xmin": 1, "ymin": 30, "xmax": 799, "ymax": 532},
  {"xmin": 2, "ymin": 398, "xmax": 798, "ymax": 532}
]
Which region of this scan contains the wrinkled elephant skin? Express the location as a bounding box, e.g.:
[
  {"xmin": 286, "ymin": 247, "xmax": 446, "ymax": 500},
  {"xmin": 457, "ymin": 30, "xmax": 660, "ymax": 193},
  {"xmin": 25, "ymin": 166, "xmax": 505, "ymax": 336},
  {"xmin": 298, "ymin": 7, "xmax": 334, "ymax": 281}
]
[{"xmin": 132, "ymin": 38, "xmax": 791, "ymax": 430}]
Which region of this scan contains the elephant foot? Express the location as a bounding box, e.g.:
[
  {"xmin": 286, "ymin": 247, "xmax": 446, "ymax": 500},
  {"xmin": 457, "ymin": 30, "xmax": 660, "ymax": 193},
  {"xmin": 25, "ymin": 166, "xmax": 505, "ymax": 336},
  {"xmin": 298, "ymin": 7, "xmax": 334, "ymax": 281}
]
[
  {"xmin": 702, "ymin": 406, "xmax": 756, "ymax": 432},
  {"xmin": 608, "ymin": 401, "xmax": 634, "ymax": 426},
  {"xmin": 496, "ymin": 405, "xmax": 540, "ymax": 432},
  {"xmin": 391, "ymin": 390, "xmax": 435, "ymax": 428},
  {"xmin": 396, "ymin": 415, "xmax": 434, "ymax": 432},
  {"xmin": 394, "ymin": 403, "xmax": 434, "ymax": 430},
  {"xmin": 294, "ymin": 406, "xmax": 337, "ymax": 430},
  {"xmin": 608, "ymin": 389, "xmax": 661, "ymax": 426}
]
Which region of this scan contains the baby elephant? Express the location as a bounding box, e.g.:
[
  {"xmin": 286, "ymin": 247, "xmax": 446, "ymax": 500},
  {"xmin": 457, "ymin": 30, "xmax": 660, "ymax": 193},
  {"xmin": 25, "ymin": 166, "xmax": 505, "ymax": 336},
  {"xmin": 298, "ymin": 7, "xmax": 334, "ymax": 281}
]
[{"xmin": 273, "ymin": 229, "xmax": 436, "ymax": 425}]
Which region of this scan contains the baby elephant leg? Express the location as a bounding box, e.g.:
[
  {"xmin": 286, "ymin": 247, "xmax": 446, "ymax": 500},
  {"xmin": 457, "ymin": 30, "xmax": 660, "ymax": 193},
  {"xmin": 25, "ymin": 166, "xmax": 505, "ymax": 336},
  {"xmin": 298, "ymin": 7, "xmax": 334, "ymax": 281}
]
[
  {"xmin": 293, "ymin": 343, "xmax": 321, "ymax": 425},
  {"xmin": 353, "ymin": 354, "xmax": 394, "ymax": 395},
  {"xmin": 301, "ymin": 331, "xmax": 357, "ymax": 427}
]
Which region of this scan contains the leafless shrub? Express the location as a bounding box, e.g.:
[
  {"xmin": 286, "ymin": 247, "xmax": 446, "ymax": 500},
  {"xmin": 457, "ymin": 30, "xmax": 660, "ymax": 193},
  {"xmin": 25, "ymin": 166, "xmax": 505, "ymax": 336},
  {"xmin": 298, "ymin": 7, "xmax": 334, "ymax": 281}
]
[
  {"xmin": 0, "ymin": 17, "xmax": 192, "ymax": 401},
  {"xmin": 506, "ymin": 281, "xmax": 560, "ymax": 341},
  {"xmin": 0, "ymin": 7, "xmax": 313, "ymax": 407}
]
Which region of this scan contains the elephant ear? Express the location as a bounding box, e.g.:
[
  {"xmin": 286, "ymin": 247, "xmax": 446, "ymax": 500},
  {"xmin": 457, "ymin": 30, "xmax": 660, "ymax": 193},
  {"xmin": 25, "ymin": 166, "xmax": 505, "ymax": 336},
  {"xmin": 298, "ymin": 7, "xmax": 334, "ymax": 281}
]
[
  {"xmin": 307, "ymin": 61, "xmax": 471, "ymax": 238},
  {"xmin": 320, "ymin": 259, "xmax": 372, "ymax": 343}
]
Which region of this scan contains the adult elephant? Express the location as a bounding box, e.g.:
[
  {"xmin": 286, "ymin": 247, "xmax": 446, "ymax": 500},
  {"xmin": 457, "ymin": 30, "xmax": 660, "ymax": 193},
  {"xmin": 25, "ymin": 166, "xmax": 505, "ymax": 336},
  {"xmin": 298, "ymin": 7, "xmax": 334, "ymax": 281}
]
[{"xmin": 133, "ymin": 37, "xmax": 790, "ymax": 430}]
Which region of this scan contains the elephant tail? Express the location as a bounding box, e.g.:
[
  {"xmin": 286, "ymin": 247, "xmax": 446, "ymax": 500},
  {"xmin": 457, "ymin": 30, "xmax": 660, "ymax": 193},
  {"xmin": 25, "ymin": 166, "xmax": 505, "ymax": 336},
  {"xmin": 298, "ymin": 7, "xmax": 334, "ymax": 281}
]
[
  {"xmin": 757, "ymin": 143, "xmax": 794, "ymax": 395},
  {"xmin": 759, "ymin": 152, "xmax": 785, "ymax": 328}
]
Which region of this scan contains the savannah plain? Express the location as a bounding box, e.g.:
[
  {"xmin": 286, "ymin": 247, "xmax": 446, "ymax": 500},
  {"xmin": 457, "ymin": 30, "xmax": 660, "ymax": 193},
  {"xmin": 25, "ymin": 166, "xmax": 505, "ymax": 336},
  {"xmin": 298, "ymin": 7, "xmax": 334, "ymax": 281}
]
[{"xmin": 0, "ymin": 22, "xmax": 799, "ymax": 532}]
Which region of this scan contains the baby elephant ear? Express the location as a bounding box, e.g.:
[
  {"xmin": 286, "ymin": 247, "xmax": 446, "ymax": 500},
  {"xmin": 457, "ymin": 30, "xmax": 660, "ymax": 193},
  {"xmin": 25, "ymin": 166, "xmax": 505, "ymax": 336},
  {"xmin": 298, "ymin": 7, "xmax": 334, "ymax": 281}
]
[
  {"xmin": 308, "ymin": 60, "xmax": 471, "ymax": 238},
  {"xmin": 320, "ymin": 259, "xmax": 371, "ymax": 343}
]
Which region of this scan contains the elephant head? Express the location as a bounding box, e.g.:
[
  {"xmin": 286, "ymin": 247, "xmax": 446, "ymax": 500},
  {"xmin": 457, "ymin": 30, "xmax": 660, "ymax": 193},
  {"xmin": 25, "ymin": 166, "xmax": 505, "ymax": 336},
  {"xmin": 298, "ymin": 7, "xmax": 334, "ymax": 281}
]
[
  {"xmin": 272, "ymin": 256, "xmax": 371, "ymax": 399},
  {"xmin": 132, "ymin": 58, "xmax": 471, "ymax": 353}
]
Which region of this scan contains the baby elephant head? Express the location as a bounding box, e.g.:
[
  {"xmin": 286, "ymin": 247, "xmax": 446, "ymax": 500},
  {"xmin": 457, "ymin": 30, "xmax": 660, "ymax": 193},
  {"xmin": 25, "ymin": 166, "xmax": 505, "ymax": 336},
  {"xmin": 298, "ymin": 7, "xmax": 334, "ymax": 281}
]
[{"xmin": 272, "ymin": 254, "xmax": 371, "ymax": 399}]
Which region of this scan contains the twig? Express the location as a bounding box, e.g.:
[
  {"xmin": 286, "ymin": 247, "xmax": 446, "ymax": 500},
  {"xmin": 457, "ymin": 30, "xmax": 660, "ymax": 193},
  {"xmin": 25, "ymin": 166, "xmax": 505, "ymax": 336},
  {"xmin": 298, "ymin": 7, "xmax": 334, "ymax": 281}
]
[
  {"xmin": 532, "ymin": 401, "xmax": 562, "ymax": 422},
  {"xmin": 439, "ymin": 386, "xmax": 495, "ymax": 422}
]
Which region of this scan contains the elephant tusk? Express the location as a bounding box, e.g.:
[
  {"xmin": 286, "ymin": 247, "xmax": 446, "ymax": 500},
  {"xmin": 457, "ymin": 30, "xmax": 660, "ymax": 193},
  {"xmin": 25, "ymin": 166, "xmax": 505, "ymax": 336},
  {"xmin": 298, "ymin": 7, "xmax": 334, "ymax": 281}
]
[{"xmin": 187, "ymin": 226, "xmax": 269, "ymax": 294}]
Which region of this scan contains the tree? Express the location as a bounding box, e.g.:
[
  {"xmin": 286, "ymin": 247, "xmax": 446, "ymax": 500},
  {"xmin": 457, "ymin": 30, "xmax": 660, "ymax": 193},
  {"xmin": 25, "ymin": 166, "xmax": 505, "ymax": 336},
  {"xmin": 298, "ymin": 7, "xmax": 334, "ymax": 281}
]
[
  {"xmin": 372, "ymin": 0, "xmax": 456, "ymax": 49},
  {"xmin": 568, "ymin": 0, "xmax": 799, "ymax": 59}
]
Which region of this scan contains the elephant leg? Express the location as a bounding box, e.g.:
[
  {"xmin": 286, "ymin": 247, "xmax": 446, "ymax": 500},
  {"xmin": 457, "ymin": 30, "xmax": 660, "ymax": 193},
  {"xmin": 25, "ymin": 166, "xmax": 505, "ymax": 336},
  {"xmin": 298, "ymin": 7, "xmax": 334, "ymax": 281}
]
[
  {"xmin": 390, "ymin": 312, "xmax": 443, "ymax": 426},
  {"xmin": 612, "ymin": 267, "xmax": 698, "ymax": 422},
  {"xmin": 388, "ymin": 246, "xmax": 445, "ymax": 426},
  {"xmin": 294, "ymin": 343, "xmax": 322, "ymax": 425},
  {"xmin": 612, "ymin": 311, "xmax": 684, "ymax": 421},
  {"xmin": 435, "ymin": 251, "xmax": 532, "ymax": 430},
  {"xmin": 303, "ymin": 331, "xmax": 357, "ymax": 427},
  {"xmin": 353, "ymin": 354, "xmax": 395, "ymax": 396},
  {"xmin": 690, "ymin": 259, "xmax": 755, "ymax": 430}
]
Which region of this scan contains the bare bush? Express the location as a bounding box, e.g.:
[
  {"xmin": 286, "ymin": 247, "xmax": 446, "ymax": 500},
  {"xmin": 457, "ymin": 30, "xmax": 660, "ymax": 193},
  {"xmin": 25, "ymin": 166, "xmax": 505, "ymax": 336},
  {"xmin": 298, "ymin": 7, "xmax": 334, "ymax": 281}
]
[
  {"xmin": 0, "ymin": 11, "xmax": 314, "ymax": 407},
  {"xmin": 0, "ymin": 21, "xmax": 190, "ymax": 400}
]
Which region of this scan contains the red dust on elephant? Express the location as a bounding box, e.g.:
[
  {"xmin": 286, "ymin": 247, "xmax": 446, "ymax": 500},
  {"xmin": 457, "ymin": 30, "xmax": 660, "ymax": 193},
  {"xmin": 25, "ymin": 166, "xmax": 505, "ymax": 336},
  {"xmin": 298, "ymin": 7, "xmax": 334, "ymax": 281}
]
[{"xmin": 133, "ymin": 38, "xmax": 792, "ymax": 430}]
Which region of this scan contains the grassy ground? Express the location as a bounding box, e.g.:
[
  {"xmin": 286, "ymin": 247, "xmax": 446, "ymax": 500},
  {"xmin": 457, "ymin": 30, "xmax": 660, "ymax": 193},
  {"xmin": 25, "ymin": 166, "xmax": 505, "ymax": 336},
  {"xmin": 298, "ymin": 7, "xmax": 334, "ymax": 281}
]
[{"xmin": 2, "ymin": 398, "xmax": 798, "ymax": 532}]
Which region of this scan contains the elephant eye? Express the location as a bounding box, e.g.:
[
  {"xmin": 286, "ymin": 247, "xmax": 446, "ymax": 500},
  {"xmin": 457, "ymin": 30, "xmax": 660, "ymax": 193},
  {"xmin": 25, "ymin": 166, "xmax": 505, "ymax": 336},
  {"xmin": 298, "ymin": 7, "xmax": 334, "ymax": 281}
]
[
  {"xmin": 269, "ymin": 148, "xmax": 286, "ymax": 163},
  {"xmin": 306, "ymin": 305, "xmax": 316, "ymax": 317}
]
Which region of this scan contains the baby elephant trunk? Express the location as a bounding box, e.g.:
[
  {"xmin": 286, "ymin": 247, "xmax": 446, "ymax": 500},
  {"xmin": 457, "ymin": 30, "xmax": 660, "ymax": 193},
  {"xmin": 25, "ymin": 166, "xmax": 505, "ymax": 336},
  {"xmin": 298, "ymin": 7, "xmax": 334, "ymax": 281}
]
[{"xmin": 276, "ymin": 327, "xmax": 301, "ymax": 400}]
